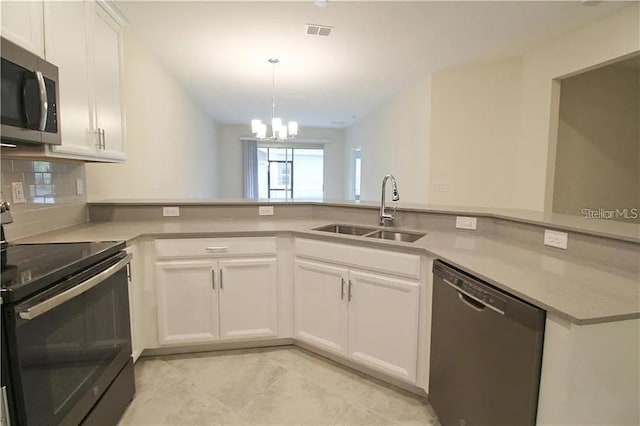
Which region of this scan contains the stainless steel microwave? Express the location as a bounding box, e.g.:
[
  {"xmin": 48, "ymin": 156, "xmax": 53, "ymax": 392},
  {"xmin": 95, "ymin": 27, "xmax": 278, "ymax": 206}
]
[{"xmin": 1, "ymin": 37, "xmax": 61, "ymax": 145}]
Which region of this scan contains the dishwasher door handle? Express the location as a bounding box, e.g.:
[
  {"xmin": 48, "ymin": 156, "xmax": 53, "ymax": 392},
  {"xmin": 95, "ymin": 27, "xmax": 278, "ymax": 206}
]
[{"xmin": 443, "ymin": 278, "xmax": 505, "ymax": 315}]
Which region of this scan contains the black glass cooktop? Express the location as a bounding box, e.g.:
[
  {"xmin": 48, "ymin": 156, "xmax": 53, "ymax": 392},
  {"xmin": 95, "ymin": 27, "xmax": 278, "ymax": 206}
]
[{"xmin": 1, "ymin": 241, "xmax": 125, "ymax": 304}]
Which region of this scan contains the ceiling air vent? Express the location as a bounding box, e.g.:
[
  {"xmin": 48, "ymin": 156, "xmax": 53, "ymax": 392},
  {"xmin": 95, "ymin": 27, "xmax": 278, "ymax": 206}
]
[{"xmin": 305, "ymin": 24, "xmax": 334, "ymax": 37}]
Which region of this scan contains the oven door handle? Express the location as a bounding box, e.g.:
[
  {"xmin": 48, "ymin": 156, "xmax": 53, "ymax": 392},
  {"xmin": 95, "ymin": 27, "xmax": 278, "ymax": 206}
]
[{"xmin": 18, "ymin": 253, "xmax": 132, "ymax": 321}]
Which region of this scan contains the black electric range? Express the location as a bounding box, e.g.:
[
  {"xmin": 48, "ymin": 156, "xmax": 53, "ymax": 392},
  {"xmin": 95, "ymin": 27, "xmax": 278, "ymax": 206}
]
[
  {"xmin": 1, "ymin": 241, "xmax": 125, "ymax": 304},
  {"xmin": 1, "ymin": 241, "xmax": 135, "ymax": 425}
]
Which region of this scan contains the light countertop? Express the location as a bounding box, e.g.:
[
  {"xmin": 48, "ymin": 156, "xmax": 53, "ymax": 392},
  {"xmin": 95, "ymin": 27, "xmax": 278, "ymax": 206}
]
[{"xmin": 17, "ymin": 218, "xmax": 639, "ymax": 326}]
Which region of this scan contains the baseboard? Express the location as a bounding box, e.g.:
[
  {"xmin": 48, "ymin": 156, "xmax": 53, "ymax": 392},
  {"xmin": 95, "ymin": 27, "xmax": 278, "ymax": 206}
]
[{"xmin": 140, "ymin": 338, "xmax": 294, "ymax": 357}]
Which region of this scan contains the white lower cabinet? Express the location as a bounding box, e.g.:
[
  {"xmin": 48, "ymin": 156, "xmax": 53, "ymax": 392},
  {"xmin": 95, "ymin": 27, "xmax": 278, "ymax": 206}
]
[
  {"xmin": 126, "ymin": 243, "xmax": 145, "ymax": 362},
  {"xmin": 294, "ymin": 260, "xmax": 349, "ymax": 355},
  {"xmin": 156, "ymin": 260, "xmax": 220, "ymax": 345},
  {"xmin": 155, "ymin": 256, "xmax": 277, "ymax": 346},
  {"xmin": 347, "ymin": 270, "xmax": 419, "ymax": 382},
  {"xmin": 294, "ymin": 259, "xmax": 420, "ymax": 383},
  {"xmin": 219, "ymin": 258, "xmax": 278, "ymax": 339}
]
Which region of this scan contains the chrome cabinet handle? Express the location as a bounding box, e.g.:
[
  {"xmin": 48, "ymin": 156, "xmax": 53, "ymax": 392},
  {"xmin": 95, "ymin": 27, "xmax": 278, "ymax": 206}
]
[
  {"xmin": 35, "ymin": 70, "xmax": 48, "ymax": 131},
  {"xmin": 18, "ymin": 254, "xmax": 132, "ymax": 320},
  {"xmin": 100, "ymin": 128, "xmax": 106, "ymax": 149},
  {"xmin": 340, "ymin": 278, "xmax": 345, "ymax": 300},
  {"xmin": 205, "ymin": 246, "xmax": 229, "ymax": 252},
  {"xmin": 348, "ymin": 280, "xmax": 353, "ymax": 302},
  {"xmin": 219, "ymin": 269, "xmax": 224, "ymax": 290},
  {"xmin": 211, "ymin": 269, "xmax": 216, "ymax": 290},
  {"xmin": 95, "ymin": 128, "xmax": 102, "ymax": 149}
]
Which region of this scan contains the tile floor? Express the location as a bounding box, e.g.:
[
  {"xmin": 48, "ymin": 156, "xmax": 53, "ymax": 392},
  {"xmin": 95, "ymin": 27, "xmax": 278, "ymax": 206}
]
[{"xmin": 119, "ymin": 346, "xmax": 439, "ymax": 425}]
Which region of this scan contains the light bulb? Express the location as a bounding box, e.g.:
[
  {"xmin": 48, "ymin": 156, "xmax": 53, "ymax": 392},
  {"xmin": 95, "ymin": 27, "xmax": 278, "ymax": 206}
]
[
  {"xmin": 251, "ymin": 119, "xmax": 262, "ymax": 134},
  {"xmin": 288, "ymin": 121, "xmax": 298, "ymax": 136},
  {"xmin": 279, "ymin": 124, "xmax": 288, "ymax": 139},
  {"xmin": 257, "ymin": 123, "xmax": 267, "ymax": 139}
]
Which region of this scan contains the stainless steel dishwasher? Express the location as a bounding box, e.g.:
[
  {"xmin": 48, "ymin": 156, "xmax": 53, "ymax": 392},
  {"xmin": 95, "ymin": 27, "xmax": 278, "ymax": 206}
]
[{"xmin": 429, "ymin": 260, "xmax": 545, "ymax": 426}]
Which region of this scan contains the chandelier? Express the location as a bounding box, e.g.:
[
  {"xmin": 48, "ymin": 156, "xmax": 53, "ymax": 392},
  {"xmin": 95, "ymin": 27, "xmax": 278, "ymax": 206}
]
[{"xmin": 251, "ymin": 59, "xmax": 298, "ymax": 140}]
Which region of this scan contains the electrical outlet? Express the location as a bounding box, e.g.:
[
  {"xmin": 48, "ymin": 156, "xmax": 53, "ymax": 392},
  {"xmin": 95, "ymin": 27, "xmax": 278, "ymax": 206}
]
[
  {"xmin": 432, "ymin": 183, "xmax": 449, "ymax": 192},
  {"xmin": 11, "ymin": 182, "xmax": 26, "ymax": 204},
  {"xmin": 163, "ymin": 206, "xmax": 180, "ymax": 217},
  {"xmin": 259, "ymin": 206, "xmax": 274, "ymax": 216},
  {"xmin": 544, "ymin": 229, "xmax": 568, "ymax": 250},
  {"xmin": 75, "ymin": 179, "xmax": 84, "ymax": 195},
  {"xmin": 455, "ymin": 216, "xmax": 477, "ymax": 230}
]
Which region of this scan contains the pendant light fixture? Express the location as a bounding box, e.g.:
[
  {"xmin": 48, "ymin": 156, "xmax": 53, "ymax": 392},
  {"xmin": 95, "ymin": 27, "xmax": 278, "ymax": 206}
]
[{"xmin": 251, "ymin": 58, "xmax": 298, "ymax": 140}]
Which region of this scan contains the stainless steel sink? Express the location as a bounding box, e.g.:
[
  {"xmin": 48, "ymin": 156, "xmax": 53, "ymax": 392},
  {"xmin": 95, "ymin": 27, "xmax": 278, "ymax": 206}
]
[
  {"xmin": 314, "ymin": 223, "xmax": 426, "ymax": 243},
  {"xmin": 365, "ymin": 230, "xmax": 426, "ymax": 243},
  {"xmin": 314, "ymin": 224, "xmax": 378, "ymax": 236}
]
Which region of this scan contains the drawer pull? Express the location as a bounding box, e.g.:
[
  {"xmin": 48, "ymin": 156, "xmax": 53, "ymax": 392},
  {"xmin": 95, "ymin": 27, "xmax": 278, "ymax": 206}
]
[{"xmin": 205, "ymin": 246, "xmax": 229, "ymax": 252}]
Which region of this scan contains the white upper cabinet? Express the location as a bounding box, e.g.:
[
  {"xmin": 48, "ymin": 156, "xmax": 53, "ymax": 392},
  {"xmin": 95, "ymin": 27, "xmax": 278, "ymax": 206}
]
[
  {"xmin": 91, "ymin": 2, "xmax": 125, "ymax": 160},
  {"xmin": 1, "ymin": 0, "xmax": 44, "ymax": 56},
  {"xmin": 43, "ymin": 1, "xmax": 97, "ymax": 158},
  {"xmin": 38, "ymin": 0, "xmax": 126, "ymax": 162}
]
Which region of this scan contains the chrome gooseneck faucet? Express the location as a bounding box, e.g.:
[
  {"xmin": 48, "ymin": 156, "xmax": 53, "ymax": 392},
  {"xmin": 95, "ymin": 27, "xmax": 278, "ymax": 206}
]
[{"xmin": 380, "ymin": 174, "xmax": 400, "ymax": 226}]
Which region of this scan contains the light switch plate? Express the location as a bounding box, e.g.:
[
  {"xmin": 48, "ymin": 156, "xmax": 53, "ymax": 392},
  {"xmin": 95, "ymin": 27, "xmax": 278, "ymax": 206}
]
[
  {"xmin": 259, "ymin": 206, "xmax": 274, "ymax": 216},
  {"xmin": 75, "ymin": 179, "xmax": 84, "ymax": 195},
  {"xmin": 544, "ymin": 229, "xmax": 568, "ymax": 250},
  {"xmin": 11, "ymin": 182, "xmax": 26, "ymax": 204},
  {"xmin": 455, "ymin": 216, "xmax": 477, "ymax": 230},
  {"xmin": 163, "ymin": 206, "xmax": 180, "ymax": 217}
]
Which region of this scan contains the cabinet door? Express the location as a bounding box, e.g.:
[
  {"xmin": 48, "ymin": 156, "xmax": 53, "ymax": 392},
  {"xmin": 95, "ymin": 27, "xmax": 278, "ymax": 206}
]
[
  {"xmin": 1, "ymin": 0, "xmax": 44, "ymax": 56},
  {"xmin": 92, "ymin": 3, "xmax": 125, "ymax": 161},
  {"xmin": 44, "ymin": 1, "xmax": 98, "ymax": 158},
  {"xmin": 156, "ymin": 260, "xmax": 218, "ymax": 345},
  {"xmin": 125, "ymin": 244, "xmax": 145, "ymax": 362},
  {"xmin": 218, "ymin": 258, "xmax": 278, "ymax": 339},
  {"xmin": 294, "ymin": 259, "xmax": 348, "ymax": 356},
  {"xmin": 347, "ymin": 271, "xmax": 420, "ymax": 382}
]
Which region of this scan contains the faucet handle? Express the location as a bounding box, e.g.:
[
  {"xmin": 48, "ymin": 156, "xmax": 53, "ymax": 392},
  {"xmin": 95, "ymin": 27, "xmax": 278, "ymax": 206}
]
[{"xmin": 391, "ymin": 180, "xmax": 400, "ymax": 201}]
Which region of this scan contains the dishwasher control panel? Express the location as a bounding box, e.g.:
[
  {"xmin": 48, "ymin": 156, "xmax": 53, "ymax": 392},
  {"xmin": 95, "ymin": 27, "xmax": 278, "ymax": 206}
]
[
  {"xmin": 434, "ymin": 261, "xmax": 508, "ymax": 312},
  {"xmin": 458, "ymin": 279, "xmax": 507, "ymax": 312}
]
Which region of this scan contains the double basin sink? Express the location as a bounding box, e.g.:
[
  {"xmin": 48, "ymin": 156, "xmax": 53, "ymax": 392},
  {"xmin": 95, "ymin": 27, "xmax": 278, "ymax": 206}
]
[{"xmin": 314, "ymin": 224, "xmax": 426, "ymax": 243}]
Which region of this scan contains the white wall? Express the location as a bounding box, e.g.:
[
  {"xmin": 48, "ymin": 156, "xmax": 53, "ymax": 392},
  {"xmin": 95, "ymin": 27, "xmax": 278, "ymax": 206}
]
[
  {"xmin": 216, "ymin": 124, "xmax": 345, "ymax": 200},
  {"xmin": 344, "ymin": 74, "xmax": 431, "ymax": 203},
  {"xmin": 428, "ymin": 56, "xmax": 522, "ymax": 208},
  {"xmin": 518, "ymin": 3, "xmax": 640, "ymax": 211},
  {"xmin": 343, "ymin": 4, "xmax": 639, "ymax": 211},
  {"xmin": 552, "ymin": 63, "xmax": 639, "ymax": 218},
  {"xmin": 86, "ymin": 28, "xmax": 218, "ymax": 200}
]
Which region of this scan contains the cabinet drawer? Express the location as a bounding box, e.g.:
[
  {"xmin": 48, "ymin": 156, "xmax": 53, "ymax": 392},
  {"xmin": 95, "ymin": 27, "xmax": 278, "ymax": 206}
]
[
  {"xmin": 295, "ymin": 238, "xmax": 421, "ymax": 280},
  {"xmin": 155, "ymin": 237, "xmax": 277, "ymax": 259}
]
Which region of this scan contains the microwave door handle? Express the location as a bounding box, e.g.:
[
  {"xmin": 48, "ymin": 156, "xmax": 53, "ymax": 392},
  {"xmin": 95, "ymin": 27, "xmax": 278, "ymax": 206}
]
[
  {"xmin": 35, "ymin": 70, "xmax": 48, "ymax": 131},
  {"xmin": 18, "ymin": 254, "xmax": 132, "ymax": 320}
]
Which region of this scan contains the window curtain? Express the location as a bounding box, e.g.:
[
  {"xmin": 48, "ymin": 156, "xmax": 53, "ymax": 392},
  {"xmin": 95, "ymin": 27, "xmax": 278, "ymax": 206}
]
[{"xmin": 243, "ymin": 139, "xmax": 259, "ymax": 199}]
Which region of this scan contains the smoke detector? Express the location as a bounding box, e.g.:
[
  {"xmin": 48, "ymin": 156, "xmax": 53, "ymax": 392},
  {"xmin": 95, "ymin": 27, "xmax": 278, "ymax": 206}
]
[{"xmin": 305, "ymin": 24, "xmax": 334, "ymax": 37}]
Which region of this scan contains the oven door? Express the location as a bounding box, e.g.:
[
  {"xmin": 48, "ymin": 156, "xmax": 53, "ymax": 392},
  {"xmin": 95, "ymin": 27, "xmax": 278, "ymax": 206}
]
[{"xmin": 6, "ymin": 253, "xmax": 132, "ymax": 425}]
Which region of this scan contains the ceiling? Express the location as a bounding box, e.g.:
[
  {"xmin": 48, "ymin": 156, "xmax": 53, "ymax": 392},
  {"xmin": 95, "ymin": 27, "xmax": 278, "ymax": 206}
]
[{"xmin": 118, "ymin": 1, "xmax": 626, "ymax": 129}]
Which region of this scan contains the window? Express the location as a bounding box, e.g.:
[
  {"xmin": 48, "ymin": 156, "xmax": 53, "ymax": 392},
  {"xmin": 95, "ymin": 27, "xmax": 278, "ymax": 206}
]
[
  {"xmin": 257, "ymin": 146, "xmax": 324, "ymax": 200},
  {"xmin": 354, "ymin": 148, "xmax": 362, "ymax": 201}
]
